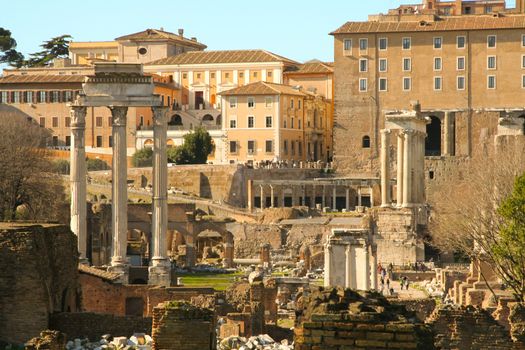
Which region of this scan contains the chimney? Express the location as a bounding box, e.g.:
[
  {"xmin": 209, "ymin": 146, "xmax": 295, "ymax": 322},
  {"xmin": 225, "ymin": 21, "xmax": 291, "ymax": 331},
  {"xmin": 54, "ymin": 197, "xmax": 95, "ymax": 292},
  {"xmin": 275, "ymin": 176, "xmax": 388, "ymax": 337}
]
[
  {"xmin": 178, "ymin": 28, "xmax": 184, "ymax": 37},
  {"xmin": 455, "ymin": 0, "xmax": 463, "ymax": 15}
]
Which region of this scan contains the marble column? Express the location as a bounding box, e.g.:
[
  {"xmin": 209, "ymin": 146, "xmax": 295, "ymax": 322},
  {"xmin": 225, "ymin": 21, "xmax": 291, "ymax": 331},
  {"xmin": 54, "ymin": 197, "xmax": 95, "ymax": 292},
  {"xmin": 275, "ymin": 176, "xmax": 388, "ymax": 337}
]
[
  {"xmin": 332, "ymin": 185, "xmax": 337, "ymax": 210},
  {"xmin": 402, "ymin": 129, "xmax": 413, "ymax": 207},
  {"xmin": 322, "ymin": 185, "xmax": 326, "ymax": 208},
  {"xmin": 323, "ymin": 244, "xmax": 332, "ymax": 288},
  {"xmin": 345, "ymin": 188, "xmax": 350, "ymax": 211},
  {"xmin": 247, "ymin": 180, "xmax": 253, "ymax": 212},
  {"xmin": 149, "ymin": 106, "xmax": 170, "ymax": 287},
  {"xmin": 270, "ymin": 185, "xmax": 275, "ymax": 208},
  {"xmin": 108, "ymin": 106, "xmax": 129, "ymax": 283},
  {"xmin": 443, "ymin": 111, "xmax": 453, "ymax": 156},
  {"xmin": 345, "ymin": 245, "xmax": 352, "ymax": 289},
  {"xmin": 369, "ymin": 186, "xmax": 374, "ymax": 208},
  {"xmin": 380, "ymin": 129, "xmax": 391, "ymax": 207},
  {"xmin": 260, "ymin": 185, "xmax": 265, "ymax": 209},
  {"xmin": 70, "ymin": 106, "xmax": 88, "ymax": 264},
  {"xmin": 357, "ymin": 187, "xmax": 362, "ymax": 207},
  {"xmin": 370, "ymin": 245, "xmax": 378, "ymax": 290},
  {"xmin": 363, "ymin": 245, "xmax": 371, "ymax": 290},
  {"xmin": 396, "ymin": 131, "xmax": 405, "ymax": 207},
  {"xmin": 311, "ymin": 185, "xmax": 316, "ymax": 209}
]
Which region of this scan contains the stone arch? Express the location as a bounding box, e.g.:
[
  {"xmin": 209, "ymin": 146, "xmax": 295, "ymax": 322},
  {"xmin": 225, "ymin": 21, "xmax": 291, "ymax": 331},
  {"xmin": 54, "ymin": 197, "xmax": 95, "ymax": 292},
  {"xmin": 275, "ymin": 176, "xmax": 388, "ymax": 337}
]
[
  {"xmin": 216, "ymin": 114, "xmax": 222, "ymax": 126},
  {"xmin": 144, "ymin": 139, "xmax": 154, "ymax": 148},
  {"xmin": 194, "ymin": 225, "xmax": 234, "ymax": 267},
  {"xmin": 202, "ymin": 114, "xmax": 214, "ymax": 122},
  {"xmin": 167, "ymin": 139, "xmax": 175, "ymax": 147},
  {"xmin": 425, "ymin": 115, "xmax": 442, "ymax": 156},
  {"xmin": 169, "ymin": 114, "xmax": 182, "ymax": 126},
  {"xmin": 362, "ymin": 135, "xmax": 371, "ymax": 148}
]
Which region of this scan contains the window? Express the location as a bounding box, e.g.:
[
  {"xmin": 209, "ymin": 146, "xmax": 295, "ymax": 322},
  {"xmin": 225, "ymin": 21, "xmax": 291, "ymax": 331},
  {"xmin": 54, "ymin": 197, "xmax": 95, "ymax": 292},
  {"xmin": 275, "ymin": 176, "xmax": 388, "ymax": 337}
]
[
  {"xmin": 522, "ymin": 55, "xmax": 525, "ymax": 68},
  {"xmin": 379, "ymin": 58, "xmax": 388, "ymax": 72},
  {"xmin": 229, "ymin": 141, "xmax": 238, "ymax": 154},
  {"xmin": 253, "ymin": 72, "xmax": 258, "ymax": 78},
  {"xmin": 485, "ymin": 5, "xmax": 492, "ymax": 13},
  {"xmin": 298, "ymin": 99, "xmax": 301, "ymax": 109},
  {"xmin": 229, "ymin": 97, "xmax": 237, "ymax": 108},
  {"xmin": 290, "ymin": 99, "xmax": 294, "ymax": 109},
  {"xmin": 298, "ymin": 141, "xmax": 302, "ymax": 156},
  {"xmin": 434, "ymin": 76, "xmax": 442, "ymax": 91},
  {"xmin": 403, "ymin": 57, "xmax": 411, "ymax": 72},
  {"xmin": 433, "ymin": 37, "xmax": 442, "ymax": 49},
  {"xmin": 247, "ymin": 140, "xmax": 255, "ymax": 155},
  {"xmin": 298, "ymin": 119, "xmax": 301, "ymax": 129},
  {"xmin": 291, "ymin": 141, "xmax": 295, "ymax": 155},
  {"xmin": 488, "ymin": 75, "xmax": 496, "ymax": 89},
  {"xmin": 522, "ymin": 75, "xmax": 525, "ymax": 88},
  {"xmin": 379, "ymin": 78, "xmax": 388, "ymax": 91},
  {"xmin": 13, "ymin": 91, "xmax": 20, "ymax": 103},
  {"xmin": 52, "ymin": 136, "xmax": 58, "ymax": 147},
  {"xmin": 267, "ymin": 71, "xmax": 272, "ymax": 78},
  {"xmin": 343, "ymin": 39, "xmax": 352, "ymax": 54},
  {"xmin": 39, "ymin": 117, "xmax": 45, "ymax": 127},
  {"xmin": 65, "ymin": 136, "xmax": 71, "ymax": 146},
  {"xmin": 265, "ymin": 140, "xmax": 273, "ymax": 153},
  {"xmin": 239, "ymin": 72, "xmax": 244, "ymax": 78},
  {"xmin": 0, "ymin": 91, "xmax": 7, "ymax": 103},
  {"xmin": 248, "ymin": 116, "xmax": 255, "ymax": 128},
  {"xmin": 108, "ymin": 116, "xmax": 112, "ymax": 126},
  {"xmin": 210, "ymin": 72, "xmax": 215, "ymax": 79},
  {"xmin": 96, "ymin": 116, "xmax": 103, "ymax": 127},
  {"xmin": 265, "ymin": 97, "xmax": 272, "ymax": 107},
  {"xmin": 434, "ymin": 57, "xmax": 442, "ymax": 71},
  {"xmin": 457, "ymin": 57, "xmax": 465, "ymax": 70},
  {"xmin": 522, "ymin": 35, "xmax": 525, "ymax": 47},
  {"xmin": 464, "ymin": 6, "xmax": 472, "ymax": 14},
  {"xmin": 65, "ymin": 117, "xmax": 71, "ymax": 127},
  {"xmin": 402, "ymin": 37, "xmax": 411, "ymax": 50},
  {"xmin": 457, "ymin": 76, "xmax": 465, "ymax": 90},
  {"xmin": 457, "ymin": 36, "xmax": 466, "ymax": 49},
  {"xmin": 283, "ymin": 118, "xmax": 287, "ymax": 128},
  {"xmin": 291, "ymin": 117, "xmax": 294, "ymax": 128},
  {"xmin": 265, "ymin": 116, "xmax": 272, "ymax": 128},
  {"xmin": 247, "ymin": 97, "xmax": 255, "ymax": 108},
  {"xmin": 182, "ymin": 73, "xmax": 187, "ymax": 79},
  {"xmin": 443, "ymin": 6, "xmax": 451, "ymax": 15},
  {"xmin": 108, "ymin": 136, "xmax": 113, "ymax": 147},
  {"xmin": 362, "ymin": 135, "xmax": 370, "ymax": 148},
  {"xmin": 403, "ymin": 77, "xmax": 411, "ymax": 91},
  {"xmin": 359, "ymin": 58, "xmax": 368, "ymax": 72},
  {"xmin": 283, "ymin": 140, "xmax": 288, "ymax": 154},
  {"xmin": 487, "ymin": 35, "xmax": 496, "ymax": 48},
  {"xmin": 51, "ymin": 91, "xmax": 59, "ymax": 103},
  {"xmin": 196, "ymin": 73, "xmax": 201, "ymax": 79},
  {"xmin": 487, "ymin": 55, "xmax": 496, "ymax": 70},
  {"xmin": 39, "ymin": 91, "xmax": 46, "ymax": 103},
  {"xmin": 359, "ymin": 78, "xmax": 367, "ymax": 92},
  {"xmin": 96, "ymin": 136, "xmax": 103, "ymax": 147},
  {"xmin": 379, "ymin": 37, "xmax": 388, "ymax": 50},
  {"xmin": 229, "ymin": 118, "xmax": 237, "ymax": 128},
  {"xmin": 359, "ymin": 38, "xmax": 368, "ymax": 51}
]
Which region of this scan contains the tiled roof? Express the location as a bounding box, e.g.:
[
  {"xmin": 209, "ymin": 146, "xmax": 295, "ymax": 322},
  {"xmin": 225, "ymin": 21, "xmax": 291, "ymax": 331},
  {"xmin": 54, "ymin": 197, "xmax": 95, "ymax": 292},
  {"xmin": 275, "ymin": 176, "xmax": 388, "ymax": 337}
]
[
  {"xmin": 116, "ymin": 29, "xmax": 206, "ymax": 49},
  {"xmin": 331, "ymin": 14, "xmax": 525, "ymax": 34},
  {"xmin": 0, "ymin": 74, "xmax": 86, "ymax": 84},
  {"xmin": 146, "ymin": 49, "xmax": 298, "ymax": 66},
  {"xmin": 285, "ymin": 61, "xmax": 334, "ymax": 74},
  {"xmin": 78, "ymin": 264, "xmax": 121, "ymax": 283},
  {"xmin": 219, "ymin": 81, "xmax": 306, "ymax": 96}
]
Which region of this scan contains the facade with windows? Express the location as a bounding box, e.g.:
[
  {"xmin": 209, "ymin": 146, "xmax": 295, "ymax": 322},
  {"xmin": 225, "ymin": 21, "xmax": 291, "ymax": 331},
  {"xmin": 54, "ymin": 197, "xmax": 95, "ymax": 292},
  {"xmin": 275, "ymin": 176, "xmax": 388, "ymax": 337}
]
[{"xmin": 219, "ymin": 81, "xmax": 331, "ymax": 163}]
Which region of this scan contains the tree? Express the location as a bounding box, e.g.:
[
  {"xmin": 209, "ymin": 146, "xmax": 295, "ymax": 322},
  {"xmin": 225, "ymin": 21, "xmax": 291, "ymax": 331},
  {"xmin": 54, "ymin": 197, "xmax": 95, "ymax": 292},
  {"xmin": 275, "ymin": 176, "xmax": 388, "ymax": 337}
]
[
  {"xmin": 167, "ymin": 127, "xmax": 213, "ymax": 164},
  {"xmin": 0, "ymin": 112, "xmax": 67, "ymax": 221},
  {"xmin": 0, "ymin": 28, "xmax": 24, "ymax": 68},
  {"xmin": 431, "ymin": 141, "xmax": 525, "ymax": 301},
  {"xmin": 132, "ymin": 148, "xmax": 153, "ymax": 167},
  {"xmin": 26, "ymin": 34, "xmax": 72, "ymax": 67}
]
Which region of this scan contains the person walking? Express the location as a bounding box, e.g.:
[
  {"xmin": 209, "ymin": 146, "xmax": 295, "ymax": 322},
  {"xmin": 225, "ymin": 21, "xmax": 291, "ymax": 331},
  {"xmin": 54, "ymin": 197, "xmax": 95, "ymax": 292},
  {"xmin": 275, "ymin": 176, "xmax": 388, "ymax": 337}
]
[{"xmin": 386, "ymin": 277, "xmax": 390, "ymax": 291}]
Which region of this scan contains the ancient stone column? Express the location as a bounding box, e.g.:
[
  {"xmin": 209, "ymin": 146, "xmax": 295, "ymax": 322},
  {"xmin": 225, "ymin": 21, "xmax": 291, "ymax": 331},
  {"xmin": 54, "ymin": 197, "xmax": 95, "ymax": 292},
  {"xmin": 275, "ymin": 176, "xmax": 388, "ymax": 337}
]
[
  {"xmin": 402, "ymin": 129, "xmax": 413, "ymax": 207},
  {"xmin": 149, "ymin": 106, "xmax": 171, "ymax": 287},
  {"xmin": 70, "ymin": 106, "xmax": 88, "ymax": 264},
  {"xmin": 311, "ymin": 185, "xmax": 316, "ymax": 209},
  {"xmin": 357, "ymin": 187, "xmax": 362, "ymax": 207},
  {"xmin": 444, "ymin": 111, "xmax": 452, "ymax": 156},
  {"xmin": 380, "ymin": 129, "xmax": 391, "ymax": 207},
  {"xmin": 370, "ymin": 245, "xmax": 378, "ymax": 290},
  {"xmin": 322, "ymin": 185, "xmax": 326, "ymax": 208},
  {"xmin": 332, "ymin": 185, "xmax": 337, "ymax": 210},
  {"xmin": 363, "ymin": 244, "xmax": 371, "ymax": 290},
  {"xmin": 369, "ymin": 186, "xmax": 374, "ymax": 208},
  {"xmin": 396, "ymin": 131, "xmax": 405, "ymax": 207},
  {"xmin": 260, "ymin": 185, "xmax": 265, "ymax": 210},
  {"xmin": 345, "ymin": 187, "xmax": 350, "ymax": 211},
  {"xmin": 108, "ymin": 106, "xmax": 129, "ymax": 283},
  {"xmin": 323, "ymin": 244, "xmax": 332, "ymax": 287},
  {"xmin": 270, "ymin": 185, "xmax": 275, "ymax": 208},
  {"xmin": 247, "ymin": 180, "xmax": 253, "ymax": 211}
]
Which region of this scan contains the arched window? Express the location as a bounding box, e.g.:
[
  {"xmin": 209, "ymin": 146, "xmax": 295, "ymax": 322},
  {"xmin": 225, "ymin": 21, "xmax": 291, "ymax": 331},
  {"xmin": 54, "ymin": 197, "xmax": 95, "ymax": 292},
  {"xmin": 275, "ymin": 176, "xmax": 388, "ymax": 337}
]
[
  {"xmin": 362, "ymin": 135, "xmax": 371, "ymax": 148},
  {"xmin": 202, "ymin": 114, "xmax": 214, "ymax": 122},
  {"xmin": 425, "ymin": 116, "xmax": 442, "ymax": 156},
  {"xmin": 168, "ymin": 114, "xmax": 182, "ymax": 126}
]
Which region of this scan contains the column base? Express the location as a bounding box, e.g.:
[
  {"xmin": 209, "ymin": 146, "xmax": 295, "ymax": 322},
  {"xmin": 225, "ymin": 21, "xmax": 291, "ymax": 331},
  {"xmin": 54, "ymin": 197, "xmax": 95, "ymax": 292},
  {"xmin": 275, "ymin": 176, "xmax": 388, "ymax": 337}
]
[
  {"xmin": 79, "ymin": 257, "xmax": 90, "ymax": 266},
  {"xmin": 380, "ymin": 204, "xmax": 392, "ymax": 208},
  {"xmin": 108, "ymin": 263, "xmax": 129, "ymax": 284},
  {"xmin": 148, "ymin": 259, "xmax": 171, "ymax": 287}
]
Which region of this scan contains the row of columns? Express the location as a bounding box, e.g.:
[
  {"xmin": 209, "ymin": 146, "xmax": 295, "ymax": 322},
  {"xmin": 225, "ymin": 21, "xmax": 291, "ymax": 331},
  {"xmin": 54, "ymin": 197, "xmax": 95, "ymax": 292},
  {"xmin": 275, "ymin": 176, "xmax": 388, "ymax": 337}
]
[
  {"xmin": 380, "ymin": 128, "xmax": 425, "ymax": 208},
  {"xmin": 70, "ymin": 104, "xmax": 170, "ymax": 286}
]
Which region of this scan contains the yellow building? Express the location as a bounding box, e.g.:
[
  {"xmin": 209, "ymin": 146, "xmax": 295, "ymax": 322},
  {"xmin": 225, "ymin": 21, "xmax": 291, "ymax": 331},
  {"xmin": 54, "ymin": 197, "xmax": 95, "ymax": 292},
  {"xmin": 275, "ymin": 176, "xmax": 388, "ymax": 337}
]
[{"xmin": 219, "ymin": 81, "xmax": 331, "ymax": 164}]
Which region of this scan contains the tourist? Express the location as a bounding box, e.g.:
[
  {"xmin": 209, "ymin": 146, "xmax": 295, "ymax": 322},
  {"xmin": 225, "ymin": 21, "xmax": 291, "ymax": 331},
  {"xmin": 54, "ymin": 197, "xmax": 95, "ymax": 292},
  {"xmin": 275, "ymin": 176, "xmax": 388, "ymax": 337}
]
[
  {"xmin": 400, "ymin": 277, "xmax": 404, "ymax": 290},
  {"xmin": 389, "ymin": 287, "xmax": 394, "ymax": 296},
  {"xmin": 380, "ymin": 276, "xmax": 385, "ymax": 293},
  {"xmin": 402, "ymin": 276, "xmax": 409, "ymax": 290},
  {"xmin": 386, "ymin": 277, "xmax": 390, "ymax": 291}
]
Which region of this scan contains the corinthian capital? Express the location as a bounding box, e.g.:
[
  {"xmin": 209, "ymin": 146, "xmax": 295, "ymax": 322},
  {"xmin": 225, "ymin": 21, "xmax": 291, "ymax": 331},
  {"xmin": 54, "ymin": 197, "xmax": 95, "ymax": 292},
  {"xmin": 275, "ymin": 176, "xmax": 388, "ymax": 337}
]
[
  {"xmin": 152, "ymin": 106, "xmax": 168, "ymax": 126},
  {"xmin": 70, "ymin": 106, "xmax": 87, "ymax": 127},
  {"xmin": 109, "ymin": 106, "xmax": 128, "ymax": 126}
]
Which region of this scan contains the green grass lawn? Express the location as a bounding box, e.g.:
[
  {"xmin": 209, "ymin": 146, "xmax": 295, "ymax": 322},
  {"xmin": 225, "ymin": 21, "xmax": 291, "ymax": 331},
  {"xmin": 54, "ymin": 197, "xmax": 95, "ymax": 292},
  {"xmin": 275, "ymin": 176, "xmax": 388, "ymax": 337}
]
[{"xmin": 178, "ymin": 271, "xmax": 245, "ymax": 291}]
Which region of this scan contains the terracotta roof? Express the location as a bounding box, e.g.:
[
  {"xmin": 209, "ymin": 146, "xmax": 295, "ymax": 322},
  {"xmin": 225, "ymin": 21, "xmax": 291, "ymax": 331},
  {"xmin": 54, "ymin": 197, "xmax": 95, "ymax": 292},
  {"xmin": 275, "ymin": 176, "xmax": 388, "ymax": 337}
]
[
  {"xmin": 219, "ymin": 81, "xmax": 307, "ymax": 96},
  {"xmin": 116, "ymin": 29, "xmax": 206, "ymax": 49},
  {"xmin": 78, "ymin": 264, "xmax": 121, "ymax": 283},
  {"xmin": 0, "ymin": 74, "xmax": 86, "ymax": 84},
  {"xmin": 285, "ymin": 61, "xmax": 334, "ymax": 74},
  {"xmin": 146, "ymin": 49, "xmax": 298, "ymax": 66},
  {"xmin": 331, "ymin": 14, "xmax": 525, "ymax": 34}
]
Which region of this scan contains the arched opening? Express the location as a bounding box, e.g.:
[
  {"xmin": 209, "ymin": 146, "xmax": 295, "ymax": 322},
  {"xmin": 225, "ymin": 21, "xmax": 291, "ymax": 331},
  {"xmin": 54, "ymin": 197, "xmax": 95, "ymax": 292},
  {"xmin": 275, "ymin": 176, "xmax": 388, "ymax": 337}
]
[
  {"xmin": 169, "ymin": 114, "xmax": 182, "ymax": 126},
  {"xmin": 196, "ymin": 230, "xmax": 224, "ymax": 263},
  {"xmin": 125, "ymin": 297, "xmax": 144, "ymax": 316},
  {"xmin": 425, "ymin": 116, "xmax": 442, "ymax": 156},
  {"xmin": 216, "ymin": 114, "xmax": 222, "ymax": 126},
  {"xmin": 362, "ymin": 135, "xmax": 371, "ymax": 148},
  {"xmin": 143, "ymin": 139, "xmax": 154, "ymax": 148},
  {"xmin": 167, "ymin": 139, "xmax": 175, "ymax": 148},
  {"xmin": 202, "ymin": 114, "xmax": 214, "ymax": 123}
]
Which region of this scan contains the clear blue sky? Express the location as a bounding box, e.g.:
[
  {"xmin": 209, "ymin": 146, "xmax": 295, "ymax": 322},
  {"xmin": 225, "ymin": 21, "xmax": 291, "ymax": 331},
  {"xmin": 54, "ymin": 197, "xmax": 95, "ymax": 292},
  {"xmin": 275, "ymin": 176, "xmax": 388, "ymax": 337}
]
[{"xmin": 0, "ymin": 0, "xmax": 517, "ymax": 64}]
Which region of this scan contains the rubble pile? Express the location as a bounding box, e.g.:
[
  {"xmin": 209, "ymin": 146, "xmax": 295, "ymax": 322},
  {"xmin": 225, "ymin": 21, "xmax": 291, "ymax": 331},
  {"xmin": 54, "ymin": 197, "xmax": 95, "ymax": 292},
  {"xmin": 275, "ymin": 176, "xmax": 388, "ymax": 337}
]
[
  {"xmin": 219, "ymin": 334, "xmax": 293, "ymax": 350},
  {"xmin": 63, "ymin": 333, "xmax": 153, "ymax": 350}
]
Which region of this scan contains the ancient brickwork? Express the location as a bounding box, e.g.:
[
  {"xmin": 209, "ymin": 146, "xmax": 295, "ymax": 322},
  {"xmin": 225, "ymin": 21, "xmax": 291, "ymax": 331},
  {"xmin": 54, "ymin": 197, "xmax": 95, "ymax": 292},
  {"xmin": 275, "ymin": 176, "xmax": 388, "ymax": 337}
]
[
  {"xmin": 392, "ymin": 299, "xmax": 437, "ymax": 323},
  {"xmin": 151, "ymin": 301, "xmax": 215, "ymax": 350},
  {"xmin": 49, "ymin": 312, "xmax": 151, "ymax": 341},
  {"xmin": 0, "ymin": 224, "xmax": 79, "ymax": 344},
  {"xmin": 294, "ymin": 287, "xmax": 433, "ymax": 350}
]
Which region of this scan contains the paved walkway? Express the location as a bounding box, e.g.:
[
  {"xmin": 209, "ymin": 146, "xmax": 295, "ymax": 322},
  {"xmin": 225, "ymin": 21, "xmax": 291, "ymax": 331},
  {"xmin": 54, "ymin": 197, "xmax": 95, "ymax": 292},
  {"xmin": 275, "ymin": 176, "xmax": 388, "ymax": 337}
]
[{"xmin": 377, "ymin": 279, "xmax": 428, "ymax": 300}]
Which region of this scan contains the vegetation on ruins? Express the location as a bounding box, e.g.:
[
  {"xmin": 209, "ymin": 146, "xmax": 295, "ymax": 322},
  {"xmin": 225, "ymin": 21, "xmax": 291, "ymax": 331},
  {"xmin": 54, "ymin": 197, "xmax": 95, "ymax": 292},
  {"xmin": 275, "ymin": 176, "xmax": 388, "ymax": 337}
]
[
  {"xmin": 167, "ymin": 127, "xmax": 213, "ymax": 165},
  {"xmin": 432, "ymin": 148, "xmax": 525, "ymax": 301},
  {"xmin": 0, "ymin": 112, "xmax": 66, "ymax": 221},
  {"xmin": 86, "ymin": 158, "xmax": 110, "ymax": 171},
  {"xmin": 131, "ymin": 148, "xmax": 153, "ymax": 167},
  {"xmin": 0, "ymin": 27, "xmax": 71, "ymax": 68}
]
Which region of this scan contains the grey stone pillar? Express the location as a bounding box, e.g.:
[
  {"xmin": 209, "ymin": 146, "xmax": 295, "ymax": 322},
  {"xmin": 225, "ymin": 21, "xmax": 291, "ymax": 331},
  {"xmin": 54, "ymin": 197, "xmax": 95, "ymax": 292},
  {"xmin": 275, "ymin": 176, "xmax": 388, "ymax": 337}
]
[
  {"xmin": 402, "ymin": 129, "xmax": 413, "ymax": 207},
  {"xmin": 260, "ymin": 185, "xmax": 265, "ymax": 209},
  {"xmin": 247, "ymin": 180, "xmax": 253, "ymax": 212},
  {"xmin": 396, "ymin": 131, "xmax": 404, "ymax": 207},
  {"xmin": 70, "ymin": 106, "xmax": 88, "ymax": 264},
  {"xmin": 332, "ymin": 185, "xmax": 337, "ymax": 210},
  {"xmin": 311, "ymin": 185, "xmax": 316, "ymax": 209},
  {"xmin": 322, "ymin": 185, "xmax": 326, "ymax": 208},
  {"xmin": 357, "ymin": 187, "xmax": 362, "ymax": 207},
  {"xmin": 324, "ymin": 244, "xmax": 332, "ymax": 287},
  {"xmin": 345, "ymin": 245, "xmax": 352, "ymax": 289},
  {"xmin": 270, "ymin": 185, "xmax": 275, "ymax": 208},
  {"xmin": 345, "ymin": 187, "xmax": 350, "ymax": 211},
  {"xmin": 149, "ymin": 106, "xmax": 170, "ymax": 287},
  {"xmin": 369, "ymin": 186, "xmax": 374, "ymax": 208},
  {"xmin": 370, "ymin": 245, "xmax": 378, "ymax": 290},
  {"xmin": 108, "ymin": 106, "xmax": 129, "ymax": 283},
  {"xmin": 364, "ymin": 245, "xmax": 371, "ymax": 290},
  {"xmin": 380, "ymin": 129, "xmax": 391, "ymax": 207}
]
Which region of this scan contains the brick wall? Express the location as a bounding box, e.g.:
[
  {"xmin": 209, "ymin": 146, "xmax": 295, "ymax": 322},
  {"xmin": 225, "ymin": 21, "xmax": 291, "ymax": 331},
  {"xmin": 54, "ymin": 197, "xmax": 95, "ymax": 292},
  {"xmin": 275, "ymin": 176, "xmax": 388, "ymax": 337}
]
[
  {"xmin": 152, "ymin": 302, "xmax": 215, "ymax": 350},
  {"xmin": 49, "ymin": 312, "xmax": 151, "ymax": 341}
]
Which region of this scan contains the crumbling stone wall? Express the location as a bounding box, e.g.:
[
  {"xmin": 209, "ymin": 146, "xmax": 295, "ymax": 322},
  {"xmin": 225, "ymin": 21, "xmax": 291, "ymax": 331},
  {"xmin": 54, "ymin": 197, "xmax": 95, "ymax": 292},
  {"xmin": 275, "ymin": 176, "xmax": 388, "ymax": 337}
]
[
  {"xmin": 226, "ymin": 222, "xmax": 283, "ymax": 258},
  {"xmin": 294, "ymin": 287, "xmax": 434, "ymax": 350},
  {"xmin": 0, "ymin": 224, "xmax": 79, "ymax": 344},
  {"xmin": 152, "ymin": 301, "xmax": 215, "ymax": 350}
]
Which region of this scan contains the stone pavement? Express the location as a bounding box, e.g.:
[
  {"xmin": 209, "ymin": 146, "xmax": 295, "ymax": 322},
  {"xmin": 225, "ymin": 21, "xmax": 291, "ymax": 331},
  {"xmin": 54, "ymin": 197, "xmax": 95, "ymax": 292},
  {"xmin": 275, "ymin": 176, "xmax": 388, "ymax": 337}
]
[{"xmin": 377, "ymin": 279, "xmax": 428, "ymax": 300}]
